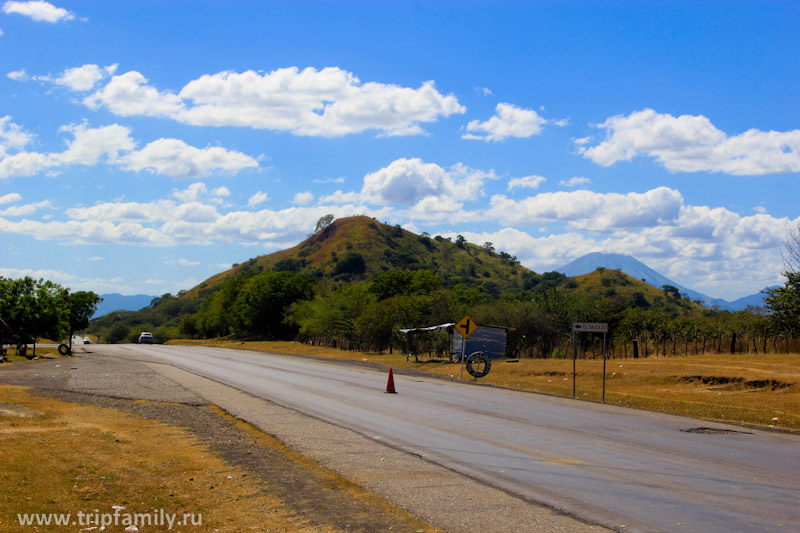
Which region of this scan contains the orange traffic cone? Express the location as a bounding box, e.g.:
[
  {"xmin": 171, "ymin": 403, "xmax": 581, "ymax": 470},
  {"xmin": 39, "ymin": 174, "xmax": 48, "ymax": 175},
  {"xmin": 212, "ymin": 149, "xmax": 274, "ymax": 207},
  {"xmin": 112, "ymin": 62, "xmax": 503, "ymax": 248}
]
[{"xmin": 385, "ymin": 368, "xmax": 397, "ymax": 394}]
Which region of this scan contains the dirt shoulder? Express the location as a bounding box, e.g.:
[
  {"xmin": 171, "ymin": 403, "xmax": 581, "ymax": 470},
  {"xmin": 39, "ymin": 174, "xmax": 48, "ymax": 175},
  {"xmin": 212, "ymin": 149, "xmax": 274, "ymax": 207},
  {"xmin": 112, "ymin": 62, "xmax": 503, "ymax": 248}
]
[{"xmin": 0, "ymin": 354, "xmax": 440, "ymax": 532}]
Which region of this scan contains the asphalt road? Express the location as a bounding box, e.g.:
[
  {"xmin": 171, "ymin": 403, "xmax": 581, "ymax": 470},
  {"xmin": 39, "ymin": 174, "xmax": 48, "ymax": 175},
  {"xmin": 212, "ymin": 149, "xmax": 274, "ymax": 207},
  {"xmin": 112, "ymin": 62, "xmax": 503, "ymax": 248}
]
[{"xmin": 101, "ymin": 344, "xmax": 799, "ymax": 532}]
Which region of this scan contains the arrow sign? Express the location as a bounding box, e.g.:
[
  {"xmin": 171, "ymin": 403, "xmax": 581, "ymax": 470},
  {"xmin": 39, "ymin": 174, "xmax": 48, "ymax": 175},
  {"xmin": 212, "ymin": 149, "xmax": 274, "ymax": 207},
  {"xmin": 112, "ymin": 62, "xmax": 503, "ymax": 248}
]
[
  {"xmin": 573, "ymin": 322, "xmax": 608, "ymax": 333},
  {"xmin": 455, "ymin": 315, "xmax": 479, "ymax": 339}
]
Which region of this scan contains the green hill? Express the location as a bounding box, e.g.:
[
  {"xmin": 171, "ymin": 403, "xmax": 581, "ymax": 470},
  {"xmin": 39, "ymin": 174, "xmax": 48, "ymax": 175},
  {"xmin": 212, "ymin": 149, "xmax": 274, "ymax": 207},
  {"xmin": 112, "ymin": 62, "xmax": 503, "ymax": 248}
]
[
  {"xmin": 187, "ymin": 215, "xmax": 533, "ymax": 298},
  {"xmin": 90, "ymin": 216, "xmax": 713, "ymax": 345}
]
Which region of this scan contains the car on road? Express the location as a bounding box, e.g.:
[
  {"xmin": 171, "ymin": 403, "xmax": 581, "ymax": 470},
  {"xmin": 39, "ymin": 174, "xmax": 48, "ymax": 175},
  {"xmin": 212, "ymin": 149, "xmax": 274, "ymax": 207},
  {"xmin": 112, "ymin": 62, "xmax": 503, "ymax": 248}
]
[
  {"xmin": 83, "ymin": 337, "xmax": 91, "ymax": 344},
  {"xmin": 138, "ymin": 332, "xmax": 154, "ymax": 344}
]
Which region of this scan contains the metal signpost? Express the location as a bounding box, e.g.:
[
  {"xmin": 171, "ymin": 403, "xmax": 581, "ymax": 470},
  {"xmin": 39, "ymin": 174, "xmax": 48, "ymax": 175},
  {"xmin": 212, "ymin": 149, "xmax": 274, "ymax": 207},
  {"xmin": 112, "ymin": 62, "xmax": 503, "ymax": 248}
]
[
  {"xmin": 455, "ymin": 315, "xmax": 478, "ymax": 379},
  {"xmin": 572, "ymin": 322, "xmax": 608, "ymax": 402}
]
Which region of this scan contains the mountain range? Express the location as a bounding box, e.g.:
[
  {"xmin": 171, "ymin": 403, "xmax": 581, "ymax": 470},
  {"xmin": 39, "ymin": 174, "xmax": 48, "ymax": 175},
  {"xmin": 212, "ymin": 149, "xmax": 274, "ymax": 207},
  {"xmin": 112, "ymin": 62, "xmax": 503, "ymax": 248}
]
[
  {"xmin": 93, "ymin": 293, "xmax": 156, "ymax": 318},
  {"xmin": 556, "ymin": 252, "xmax": 769, "ymax": 311}
]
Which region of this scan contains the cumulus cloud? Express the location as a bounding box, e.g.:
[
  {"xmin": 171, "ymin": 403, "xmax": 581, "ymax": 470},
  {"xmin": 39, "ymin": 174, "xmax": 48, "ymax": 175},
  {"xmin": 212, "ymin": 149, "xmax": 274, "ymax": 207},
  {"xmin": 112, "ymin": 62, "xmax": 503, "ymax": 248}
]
[
  {"xmin": 0, "ymin": 120, "xmax": 259, "ymax": 180},
  {"xmin": 579, "ymin": 108, "xmax": 800, "ymax": 175},
  {"xmin": 82, "ymin": 66, "xmax": 465, "ymax": 137},
  {"xmin": 247, "ymin": 191, "xmax": 268, "ymax": 207},
  {"xmin": 119, "ymin": 138, "xmax": 259, "ymax": 179},
  {"xmin": 0, "ymin": 192, "xmax": 22, "ymax": 204},
  {"xmin": 361, "ymin": 157, "xmax": 495, "ymax": 206},
  {"xmin": 2, "ymin": 1, "xmax": 74, "ymax": 22},
  {"xmin": 33, "ymin": 63, "xmax": 117, "ymax": 91},
  {"xmin": 292, "ymin": 191, "xmax": 313, "ymax": 205},
  {"xmin": 0, "ymin": 199, "xmax": 51, "ymax": 216},
  {"xmin": 0, "ymin": 116, "xmax": 33, "ymax": 157},
  {"xmin": 84, "ymin": 71, "xmax": 185, "ymax": 118},
  {"xmin": 173, "ymin": 182, "xmax": 208, "ymax": 202},
  {"xmin": 463, "ymin": 103, "xmax": 550, "ymax": 141},
  {"xmin": 508, "ymin": 175, "xmax": 546, "ymax": 191},
  {"xmin": 488, "ymin": 187, "xmax": 685, "ymax": 231}
]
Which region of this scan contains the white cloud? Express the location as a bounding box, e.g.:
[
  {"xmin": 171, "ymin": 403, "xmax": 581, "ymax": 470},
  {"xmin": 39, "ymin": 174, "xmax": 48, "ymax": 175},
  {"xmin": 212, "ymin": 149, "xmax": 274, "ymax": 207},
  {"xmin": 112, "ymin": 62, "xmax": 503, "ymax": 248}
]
[
  {"xmin": 119, "ymin": 138, "xmax": 259, "ymax": 179},
  {"xmin": 0, "ymin": 151, "xmax": 50, "ymax": 178},
  {"xmin": 213, "ymin": 186, "xmax": 230, "ymax": 197},
  {"xmin": 293, "ymin": 191, "xmax": 313, "ymax": 205},
  {"xmin": 83, "ymin": 66, "xmax": 465, "ymax": 137},
  {"xmin": 0, "ymin": 116, "xmax": 33, "ymax": 157},
  {"xmin": 463, "ymin": 103, "xmax": 548, "ymax": 142},
  {"xmin": 0, "ymin": 120, "xmax": 260, "ymax": 180},
  {"xmin": 84, "ymin": 71, "xmax": 185, "ymax": 118},
  {"xmin": 177, "ymin": 258, "xmax": 200, "ymax": 266},
  {"xmin": 37, "ymin": 63, "xmax": 117, "ymax": 91},
  {"xmin": 508, "ymin": 175, "xmax": 546, "ymax": 191},
  {"xmin": 55, "ymin": 122, "xmax": 135, "ymax": 165},
  {"xmin": 7, "ymin": 69, "xmax": 28, "ymax": 81},
  {"xmin": 560, "ymin": 176, "xmax": 591, "ymax": 188},
  {"xmin": 0, "ymin": 192, "xmax": 21, "ymax": 204},
  {"xmin": 247, "ymin": 191, "xmax": 268, "ymax": 206},
  {"xmin": 361, "ymin": 158, "xmax": 494, "ymax": 206},
  {"xmin": 87, "ymin": 256, "xmax": 103, "ymax": 261},
  {"xmin": 488, "ymin": 187, "xmax": 684, "ymax": 231},
  {"xmin": 580, "ymin": 108, "xmax": 800, "ymax": 175},
  {"xmin": 0, "ymin": 199, "xmax": 51, "ymax": 216},
  {"xmin": 173, "ymin": 182, "xmax": 208, "ymax": 202},
  {"xmin": 2, "ymin": 1, "xmax": 74, "ymax": 23}
]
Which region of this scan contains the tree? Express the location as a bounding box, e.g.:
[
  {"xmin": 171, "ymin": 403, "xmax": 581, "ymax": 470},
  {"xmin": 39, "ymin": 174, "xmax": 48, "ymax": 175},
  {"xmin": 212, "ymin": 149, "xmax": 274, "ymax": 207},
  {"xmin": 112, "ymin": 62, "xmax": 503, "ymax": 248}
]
[
  {"xmin": 315, "ymin": 214, "xmax": 334, "ymax": 233},
  {"xmin": 232, "ymin": 271, "xmax": 314, "ymax": 338},
  {"xmin": 0, "ymin": 277, "xmax": 69, "ymax": 356},
  {"xmin": 67, "ymin": 291, "xmax": 102, "ymax": 350},
  {"xmin": 764, "ymin": 223, "xmax": 800, "ymax": 336}
]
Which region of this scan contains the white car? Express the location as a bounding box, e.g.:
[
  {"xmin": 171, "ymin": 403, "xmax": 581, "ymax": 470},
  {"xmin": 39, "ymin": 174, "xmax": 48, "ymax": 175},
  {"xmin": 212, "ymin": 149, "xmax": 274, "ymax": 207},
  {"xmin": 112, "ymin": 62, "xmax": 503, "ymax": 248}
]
[
  {"xmin": 83, "ymin": 337, "xmax": 91, "ymax": 344},
  {"xmin": 138, "ymin": 332, "xmax": 154, "ymax": 344}
]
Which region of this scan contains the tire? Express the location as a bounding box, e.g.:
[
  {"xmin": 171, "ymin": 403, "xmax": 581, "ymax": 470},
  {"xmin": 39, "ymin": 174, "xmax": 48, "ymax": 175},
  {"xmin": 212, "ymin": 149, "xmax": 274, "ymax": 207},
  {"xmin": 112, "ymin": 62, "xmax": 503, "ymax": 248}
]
[
  {"xmin": 451, "ymin": 351, "xmax": 461, "ymax": 363},
  {"xmin": 465, "ymin": 351, "xmax": 491, "ymax": 378},
  {"xmin": 58, "ymin": 343, "xmax": 71, "ymax": 356}
]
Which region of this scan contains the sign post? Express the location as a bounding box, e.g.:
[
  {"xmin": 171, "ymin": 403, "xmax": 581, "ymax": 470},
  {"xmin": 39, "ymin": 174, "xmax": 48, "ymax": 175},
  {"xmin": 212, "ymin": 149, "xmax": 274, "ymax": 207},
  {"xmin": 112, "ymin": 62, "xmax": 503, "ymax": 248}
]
[
  {"xmin": 572, "ymin": 323, "xmax": 608, "ymax": 401},
  {"xmin": 455, "ymin": 315, "xmax": 478, "ymax": 379}
]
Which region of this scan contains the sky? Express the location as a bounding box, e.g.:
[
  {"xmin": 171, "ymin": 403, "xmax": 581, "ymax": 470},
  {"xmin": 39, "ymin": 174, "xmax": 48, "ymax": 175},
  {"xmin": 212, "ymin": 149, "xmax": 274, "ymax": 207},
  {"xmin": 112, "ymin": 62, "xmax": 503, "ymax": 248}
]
[{"xmin": 0, "ymin": 1, "xmax": 798, "ymax": 301}]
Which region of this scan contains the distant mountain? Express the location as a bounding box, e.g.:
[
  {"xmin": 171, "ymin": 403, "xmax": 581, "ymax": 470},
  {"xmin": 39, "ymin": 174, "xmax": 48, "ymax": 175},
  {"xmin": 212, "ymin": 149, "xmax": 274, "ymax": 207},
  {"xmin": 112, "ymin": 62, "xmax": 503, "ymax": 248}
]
[
  {"xmin": 94, "ymin": 293, "xmax": 156, "ymax": 318},
  {"xmin": 556, "ymin": 252, "xmax": 767, "ymax": 311}
]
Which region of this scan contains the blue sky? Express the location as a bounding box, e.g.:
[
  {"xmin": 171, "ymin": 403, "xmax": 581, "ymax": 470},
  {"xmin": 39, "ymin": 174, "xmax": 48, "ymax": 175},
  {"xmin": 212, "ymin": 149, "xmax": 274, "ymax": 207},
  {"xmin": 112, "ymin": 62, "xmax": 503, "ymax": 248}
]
[{"xmin": 1, "ymin": 1, "xmax": 798, "ymax": 300}]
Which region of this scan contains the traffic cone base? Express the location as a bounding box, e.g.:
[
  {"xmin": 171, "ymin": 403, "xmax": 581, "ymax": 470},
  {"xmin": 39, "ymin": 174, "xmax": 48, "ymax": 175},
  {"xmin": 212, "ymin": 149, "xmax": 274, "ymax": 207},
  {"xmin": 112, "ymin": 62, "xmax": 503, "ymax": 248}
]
[{"xmin": 385, "ymin": 368, "xmax": 397, "ymax": 394}]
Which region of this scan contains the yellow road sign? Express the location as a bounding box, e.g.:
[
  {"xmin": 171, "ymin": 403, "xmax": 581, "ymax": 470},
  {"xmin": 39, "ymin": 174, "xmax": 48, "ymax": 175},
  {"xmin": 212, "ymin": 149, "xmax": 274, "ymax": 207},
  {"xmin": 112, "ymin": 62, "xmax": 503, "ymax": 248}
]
[{"xmin": 455, "ymin": 315, "xmax": 478, "ymax": 339}]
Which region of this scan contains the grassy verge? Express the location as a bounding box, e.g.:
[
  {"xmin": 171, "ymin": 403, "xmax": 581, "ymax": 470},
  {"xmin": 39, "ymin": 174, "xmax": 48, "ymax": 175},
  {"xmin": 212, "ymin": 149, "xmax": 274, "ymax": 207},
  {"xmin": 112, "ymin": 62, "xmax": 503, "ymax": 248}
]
[
  {"xmin": 0, "ymin": 385, "xmax": 318, "ymax": 532},
  {"xmin": 170, "ymin": 339, "xmax": 800, "ymax": 431}
]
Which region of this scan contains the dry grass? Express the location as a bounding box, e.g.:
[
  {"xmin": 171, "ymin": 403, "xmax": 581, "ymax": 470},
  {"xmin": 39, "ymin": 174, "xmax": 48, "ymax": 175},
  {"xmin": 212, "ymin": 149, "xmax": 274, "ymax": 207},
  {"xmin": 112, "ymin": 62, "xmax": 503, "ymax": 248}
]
[
  {"xmin": 0, "ymin": 384, "xmax": 320, "ymax": 532},
  {"xmin": 171, "ymin": 339, "xmax": 800, "ymax": 431}
]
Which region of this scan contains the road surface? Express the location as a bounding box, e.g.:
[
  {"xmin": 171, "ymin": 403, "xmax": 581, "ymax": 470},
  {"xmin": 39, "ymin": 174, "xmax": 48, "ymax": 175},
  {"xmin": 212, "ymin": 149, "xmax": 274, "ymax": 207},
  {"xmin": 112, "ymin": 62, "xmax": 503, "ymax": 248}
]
[{"xmin": 101, "ymin": 344, "xmax": 799, "ymax": 532}]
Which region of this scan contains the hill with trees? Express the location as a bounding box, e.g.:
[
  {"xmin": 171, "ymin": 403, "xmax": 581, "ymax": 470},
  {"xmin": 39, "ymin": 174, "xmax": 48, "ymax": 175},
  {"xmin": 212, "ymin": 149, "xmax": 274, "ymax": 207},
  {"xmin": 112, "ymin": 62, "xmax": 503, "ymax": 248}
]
[{"xmin": 86, "ymin": 216, "xmax": 800, "ymax": 358}]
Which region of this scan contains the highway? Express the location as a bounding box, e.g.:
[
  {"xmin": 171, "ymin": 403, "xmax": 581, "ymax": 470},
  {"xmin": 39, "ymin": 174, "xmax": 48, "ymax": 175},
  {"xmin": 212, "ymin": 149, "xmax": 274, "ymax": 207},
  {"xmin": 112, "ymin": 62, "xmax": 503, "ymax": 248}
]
[{"xmin": 103, "ymin": 344, "xmax": 800, "ymax": 532}]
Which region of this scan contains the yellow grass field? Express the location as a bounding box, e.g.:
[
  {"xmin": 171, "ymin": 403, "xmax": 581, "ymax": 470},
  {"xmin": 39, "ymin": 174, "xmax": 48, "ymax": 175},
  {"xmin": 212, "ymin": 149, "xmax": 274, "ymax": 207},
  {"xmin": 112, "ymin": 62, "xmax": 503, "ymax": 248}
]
[
  {"xmin": 173, "ymin": 339, "xmax": 800, "ymax": 431},
  {"xmin": 0, "ymin": 385, "xmax": 304, "ymax": 532}
]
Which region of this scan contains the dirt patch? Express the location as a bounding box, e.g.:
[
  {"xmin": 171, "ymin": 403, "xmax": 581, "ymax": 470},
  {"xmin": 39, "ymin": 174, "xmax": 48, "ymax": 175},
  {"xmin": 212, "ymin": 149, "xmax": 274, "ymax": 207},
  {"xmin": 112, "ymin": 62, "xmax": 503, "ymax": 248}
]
[{"xmin": 678, "ymin": 375, "xmax": 794, "ymax": 391}]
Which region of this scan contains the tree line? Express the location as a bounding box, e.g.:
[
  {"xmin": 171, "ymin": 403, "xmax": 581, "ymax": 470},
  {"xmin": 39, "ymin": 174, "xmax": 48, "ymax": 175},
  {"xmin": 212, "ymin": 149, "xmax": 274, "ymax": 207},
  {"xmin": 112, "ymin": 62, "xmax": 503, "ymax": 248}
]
[
  {"xmin": 0, "ymin": 276, "xmax": 101, "ymax": 357},
  {"xmin": 163, "ymin": 266, "xmax": 800, "ymax": 359}
]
